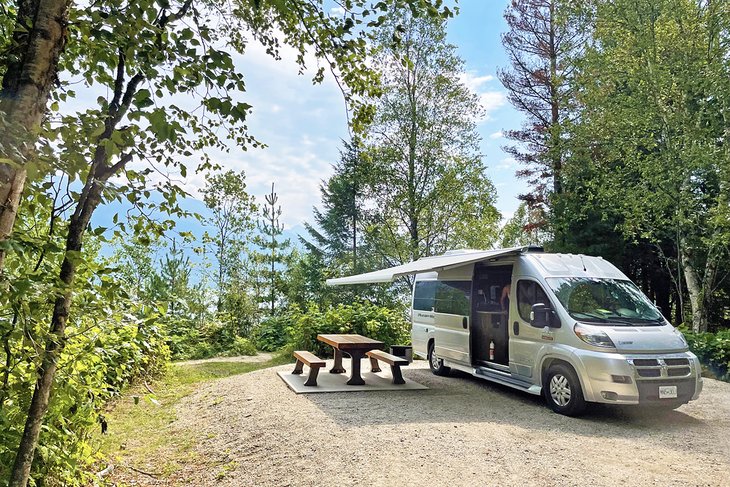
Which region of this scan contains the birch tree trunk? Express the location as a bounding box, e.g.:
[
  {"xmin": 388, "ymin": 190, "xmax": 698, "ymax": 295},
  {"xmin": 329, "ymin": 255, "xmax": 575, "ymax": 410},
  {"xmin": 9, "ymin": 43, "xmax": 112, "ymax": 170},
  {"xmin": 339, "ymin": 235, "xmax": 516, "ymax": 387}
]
[
  {"xmin": 679, "ymin": 237, "xmax": 709, "ymax": 333},
  {"xmin": 0, "ymin": 0, "xmax": 72, "ymax": 271}
]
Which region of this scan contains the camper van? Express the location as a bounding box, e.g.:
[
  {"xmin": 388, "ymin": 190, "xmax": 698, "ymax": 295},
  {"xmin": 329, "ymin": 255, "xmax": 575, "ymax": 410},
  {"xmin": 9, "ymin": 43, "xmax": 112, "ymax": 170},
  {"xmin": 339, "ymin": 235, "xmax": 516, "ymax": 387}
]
[{"xmin": 327, "ymin": 246, "xmax": 702, "ymax": 416}]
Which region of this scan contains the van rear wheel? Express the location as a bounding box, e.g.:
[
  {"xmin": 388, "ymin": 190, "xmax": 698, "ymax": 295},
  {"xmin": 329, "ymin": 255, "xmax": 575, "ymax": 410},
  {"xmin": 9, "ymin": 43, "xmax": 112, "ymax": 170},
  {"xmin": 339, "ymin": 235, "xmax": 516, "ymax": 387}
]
[
  {"xmin": 543, "ymin": 364, "xmax": 586, "ymax": 416},
  {"xmin": 428, "ymin": 342, "xmax": 450, "ymax": 376}
]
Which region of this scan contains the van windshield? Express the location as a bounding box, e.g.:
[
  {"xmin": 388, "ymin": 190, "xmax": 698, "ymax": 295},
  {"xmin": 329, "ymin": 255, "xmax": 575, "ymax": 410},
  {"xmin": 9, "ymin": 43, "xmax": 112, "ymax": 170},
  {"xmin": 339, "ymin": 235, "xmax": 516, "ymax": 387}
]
[{"xmin": 545, "ymin": 277, "xmax": 664, "ymax": 325}]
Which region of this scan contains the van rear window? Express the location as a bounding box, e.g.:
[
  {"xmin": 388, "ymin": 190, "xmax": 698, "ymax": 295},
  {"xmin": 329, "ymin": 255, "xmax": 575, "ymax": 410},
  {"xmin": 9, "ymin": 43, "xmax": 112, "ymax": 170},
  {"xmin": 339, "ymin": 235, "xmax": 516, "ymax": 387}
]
[{"xmin": 413, "ymin": 281, "xmax": 437, "ymax": 311}]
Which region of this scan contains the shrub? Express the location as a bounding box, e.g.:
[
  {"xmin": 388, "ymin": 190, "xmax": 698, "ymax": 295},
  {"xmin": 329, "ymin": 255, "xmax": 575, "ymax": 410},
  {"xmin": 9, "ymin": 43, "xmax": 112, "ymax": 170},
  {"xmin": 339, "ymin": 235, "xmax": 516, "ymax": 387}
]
[
  {"xmin": 683, "ymin": 328, "xmax": 730, "ymax": 381},
  {"xmin": 288, "ymin": 302, "xmax": 411, "ymax": 357},
  {"xmin": 252, "ymin": 315, "xmax": 291, "ymax": 351},
  {"xmin": 230, "ymin": 336, "xmax": 257, "ymax": 356},
  {"xmin": 0, "ymin": 306, "xmax": 170, "ymax": 485}
]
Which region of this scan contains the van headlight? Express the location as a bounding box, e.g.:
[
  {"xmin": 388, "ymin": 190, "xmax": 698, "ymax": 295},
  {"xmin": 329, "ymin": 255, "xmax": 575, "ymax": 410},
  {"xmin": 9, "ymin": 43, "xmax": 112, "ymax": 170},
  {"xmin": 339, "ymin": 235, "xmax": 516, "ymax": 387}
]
[{"xmin": 574, "ymin": 323, "xmax": 616, "ymax": 349}]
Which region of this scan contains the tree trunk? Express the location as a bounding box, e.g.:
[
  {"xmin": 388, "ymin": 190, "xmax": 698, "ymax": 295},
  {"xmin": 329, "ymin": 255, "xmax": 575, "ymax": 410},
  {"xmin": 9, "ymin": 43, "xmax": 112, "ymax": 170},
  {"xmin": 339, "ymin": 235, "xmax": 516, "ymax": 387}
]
[
  {"xmin": 0, "ymin": 0, "xmax": 72, "ymax": 271},
  {"xmin": 9, "ymin": 173, "xmax": 104, "ymax": 487},
  {"xmin": 679, "ymin": 238, "xmax": 707, "ymax": 333},
  {"xmin": 548, "ymin": 0, "xmax": 562, "ymax": 198}
]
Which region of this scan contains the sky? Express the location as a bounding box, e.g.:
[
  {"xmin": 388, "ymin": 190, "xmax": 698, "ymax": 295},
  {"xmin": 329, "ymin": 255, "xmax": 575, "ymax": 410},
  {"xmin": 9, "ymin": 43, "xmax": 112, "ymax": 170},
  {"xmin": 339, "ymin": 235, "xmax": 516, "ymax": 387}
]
[{"xmin": 94, "ymin": 0, "xmax": 526, "ymax": 242}]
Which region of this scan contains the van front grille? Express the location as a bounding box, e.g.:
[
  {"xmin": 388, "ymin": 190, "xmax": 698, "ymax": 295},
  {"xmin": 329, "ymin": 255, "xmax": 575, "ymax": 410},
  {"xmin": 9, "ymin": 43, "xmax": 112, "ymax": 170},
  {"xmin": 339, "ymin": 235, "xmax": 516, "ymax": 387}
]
[{"xmin": 629, "ymin": 356, "xmax": 694, "ymax": 380}]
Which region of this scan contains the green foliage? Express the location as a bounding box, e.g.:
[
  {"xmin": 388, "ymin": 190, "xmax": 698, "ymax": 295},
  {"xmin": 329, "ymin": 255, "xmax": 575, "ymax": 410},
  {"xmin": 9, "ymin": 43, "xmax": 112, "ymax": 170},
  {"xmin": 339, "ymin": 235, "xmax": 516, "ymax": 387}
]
[
  {"xmin": 684, "ymin": 329, "xmax": 730, "ymax": 382},
  {"xmin": 230, "ymin": 336, "xmax": 257, "ymax": 356},
  {"xmin": 0, "ymin": 0, "xmax": 455, "ymax": 484},
  {"xmin": 567, "ymin": 0, "xmax": 730, "ymax": 332},
  {"xmin": 0, "ymin": 180, "xmax": 172, "ymax": 485},
  {"xmin": 499, "ymin": 202, "xmax": 547, "ymax": 248},
  {"xmin": 252, "ymin": 315, "xmax": 291, "ymax": 352},
  {"xmin": 0, "ymin": 302, "xmax": 169, "ymax": 485},
  {"xmin": 201, "ymin": 169, "xmax": 256, "ymax": 313},
  {"xmin": 363, "ymin": 9, "xmax": 500, "ymax": 264},
  {"xmin": 250, "ymin": 183, "xmax": 292, "ymax": 315},
  {"xmin": 287, "ymin": 302, "xmax": 411, "ymax": 358}
]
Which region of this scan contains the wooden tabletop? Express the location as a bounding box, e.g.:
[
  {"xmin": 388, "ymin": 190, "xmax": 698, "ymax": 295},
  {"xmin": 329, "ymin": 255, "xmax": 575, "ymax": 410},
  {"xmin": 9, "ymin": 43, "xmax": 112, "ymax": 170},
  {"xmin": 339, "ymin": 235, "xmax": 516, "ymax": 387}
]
[{"xmin": 316, "ymin": 334, "xmax": 385, "ymax": 351}]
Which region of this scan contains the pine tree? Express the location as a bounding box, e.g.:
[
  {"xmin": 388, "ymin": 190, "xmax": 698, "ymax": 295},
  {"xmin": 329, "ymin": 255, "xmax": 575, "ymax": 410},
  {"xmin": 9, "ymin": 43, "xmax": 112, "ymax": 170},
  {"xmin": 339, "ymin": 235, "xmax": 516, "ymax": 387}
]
[
  {"xmin": 498, "ymin": 0, "xmax": 588, "ymax": 222},
  {"xmin": 252, "ymin": 183, "xmax": 291, "ymax": 315},
  {"xmin": 304, "ymin": 140, "xmax": 364, "ymax": 274}
]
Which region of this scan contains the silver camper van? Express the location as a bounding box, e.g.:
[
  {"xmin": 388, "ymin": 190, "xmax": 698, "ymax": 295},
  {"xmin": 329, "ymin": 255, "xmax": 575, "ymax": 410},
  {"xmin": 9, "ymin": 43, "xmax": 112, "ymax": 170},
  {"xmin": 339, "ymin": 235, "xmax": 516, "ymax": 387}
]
[{"xmin": 328, "ymin": 246, "xmax": 702, "ymax": 416}]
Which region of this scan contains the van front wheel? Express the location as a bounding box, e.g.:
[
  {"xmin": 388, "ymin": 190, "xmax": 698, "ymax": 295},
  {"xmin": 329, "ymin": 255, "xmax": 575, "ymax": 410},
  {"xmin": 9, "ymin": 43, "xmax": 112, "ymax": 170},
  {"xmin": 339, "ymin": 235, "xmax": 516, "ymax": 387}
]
[
  {"xmin": 543, "ymin": 364, "xmax": 586, "ymax": 416},
  {"xmin": 428, "ymin": 342, "xmax": 450, "ymax": 376}
]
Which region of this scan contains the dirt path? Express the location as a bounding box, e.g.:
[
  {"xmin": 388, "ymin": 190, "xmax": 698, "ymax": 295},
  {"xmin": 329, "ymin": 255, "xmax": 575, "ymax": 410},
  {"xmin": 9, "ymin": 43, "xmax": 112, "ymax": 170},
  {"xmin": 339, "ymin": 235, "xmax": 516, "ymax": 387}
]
[
  {"xmin": 174, "ymin": 353, "xmax": 273, "ymax": 367},
  {"xmin": 162, "ymin": 362, "xmax": 730, "ymax": 486}
]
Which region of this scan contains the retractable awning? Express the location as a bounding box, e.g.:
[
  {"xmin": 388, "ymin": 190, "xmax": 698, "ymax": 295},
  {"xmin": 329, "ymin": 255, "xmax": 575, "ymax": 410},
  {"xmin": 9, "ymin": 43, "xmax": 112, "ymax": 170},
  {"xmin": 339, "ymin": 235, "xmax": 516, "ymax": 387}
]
[{"xmin": 326, "ymin": 247, "xmax": 527, "ymax": 286}]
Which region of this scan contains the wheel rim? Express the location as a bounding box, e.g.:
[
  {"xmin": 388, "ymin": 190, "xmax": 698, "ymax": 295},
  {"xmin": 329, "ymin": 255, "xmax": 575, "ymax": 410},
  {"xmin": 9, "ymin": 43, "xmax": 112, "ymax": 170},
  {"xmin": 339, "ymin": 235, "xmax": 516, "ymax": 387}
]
[
  {"xmin": 549, "ymin": 374, "xmax": 572, "ymax": 407},
  {"xmin": 430, "ymin": 349, "xmax": 440, "ymax": 370}
]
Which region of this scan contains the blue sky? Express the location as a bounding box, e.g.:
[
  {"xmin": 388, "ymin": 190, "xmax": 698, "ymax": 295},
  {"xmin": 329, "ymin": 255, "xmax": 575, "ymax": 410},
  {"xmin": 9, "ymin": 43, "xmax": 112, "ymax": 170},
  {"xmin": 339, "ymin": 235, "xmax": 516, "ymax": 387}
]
[{"xmin": 94, "ymin": 0, "xmax": 525, "ymax": 243}]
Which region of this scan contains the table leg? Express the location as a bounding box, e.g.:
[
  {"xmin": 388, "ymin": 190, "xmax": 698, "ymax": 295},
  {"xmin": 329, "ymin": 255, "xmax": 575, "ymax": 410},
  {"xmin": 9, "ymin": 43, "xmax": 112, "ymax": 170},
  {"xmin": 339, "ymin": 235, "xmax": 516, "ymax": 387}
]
[
  {"xmin": 346, "ymin": 350, "xmax": 366, "ymax": 386},
  {"xmin": 330, "ymin": 349, "xmax": 346, "ymax": 374}
]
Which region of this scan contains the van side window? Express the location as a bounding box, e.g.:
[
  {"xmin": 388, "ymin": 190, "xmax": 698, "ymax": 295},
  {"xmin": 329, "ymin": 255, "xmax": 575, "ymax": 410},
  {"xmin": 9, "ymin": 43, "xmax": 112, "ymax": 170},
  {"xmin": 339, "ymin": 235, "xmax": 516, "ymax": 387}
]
[
  {"xmin": 517, "ymin": 280, "xmax": 550, "ymax": 321},
  {"xmin": 435, "ymin": 281, "xmax": 471, "ymax": 316},
  {"xmin": 413, "ymin": 281, "xmax": 437, "ymax": 311}
]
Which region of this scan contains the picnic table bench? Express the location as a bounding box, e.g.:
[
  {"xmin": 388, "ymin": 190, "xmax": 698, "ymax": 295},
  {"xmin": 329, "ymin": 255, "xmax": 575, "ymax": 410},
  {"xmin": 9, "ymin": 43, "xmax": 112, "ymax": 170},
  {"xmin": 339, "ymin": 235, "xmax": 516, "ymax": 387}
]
[
  {"xmin": 292, "ymin": 350, "xmax": 326, "ymax": 386},
  {"xmin": 367, "ymin": 349, "xmax": 408, "ymax": 385}
]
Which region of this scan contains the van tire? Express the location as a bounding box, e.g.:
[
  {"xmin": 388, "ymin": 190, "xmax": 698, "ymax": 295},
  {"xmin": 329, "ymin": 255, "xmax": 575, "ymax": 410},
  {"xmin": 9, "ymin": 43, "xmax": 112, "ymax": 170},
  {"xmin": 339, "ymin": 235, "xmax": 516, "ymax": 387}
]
[
  {"xmin": 543, "ymin": 363, "xmax": 586, "ymax": 416},
  {"xmin": 428, "ymin": 342, "xmax": 450, "ymax": 376}
]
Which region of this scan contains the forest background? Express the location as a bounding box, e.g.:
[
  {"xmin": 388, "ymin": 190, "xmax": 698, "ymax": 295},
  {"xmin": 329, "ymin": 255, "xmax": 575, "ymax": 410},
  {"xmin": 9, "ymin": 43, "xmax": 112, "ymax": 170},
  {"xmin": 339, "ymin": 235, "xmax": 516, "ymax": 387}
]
[{"xmin": 0, "ymin": 0, "xmax": 729, "ymax": 485}]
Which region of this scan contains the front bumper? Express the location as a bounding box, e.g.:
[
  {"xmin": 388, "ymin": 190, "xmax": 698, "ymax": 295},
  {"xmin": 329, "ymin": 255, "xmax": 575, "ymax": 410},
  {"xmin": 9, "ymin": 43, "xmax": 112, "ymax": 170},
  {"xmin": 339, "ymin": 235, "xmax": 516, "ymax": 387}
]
[{"xmin": 571, "ymin": 349, "xmax": 703, "ymax": 405}]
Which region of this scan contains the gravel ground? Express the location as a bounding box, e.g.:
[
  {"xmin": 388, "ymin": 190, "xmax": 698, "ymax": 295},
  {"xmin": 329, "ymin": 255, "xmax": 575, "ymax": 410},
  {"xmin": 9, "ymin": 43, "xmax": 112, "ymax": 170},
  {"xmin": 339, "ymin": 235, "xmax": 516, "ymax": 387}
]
[{"xmin": 169, "ymin": 361, "xmax": 729, "ymax": 487}]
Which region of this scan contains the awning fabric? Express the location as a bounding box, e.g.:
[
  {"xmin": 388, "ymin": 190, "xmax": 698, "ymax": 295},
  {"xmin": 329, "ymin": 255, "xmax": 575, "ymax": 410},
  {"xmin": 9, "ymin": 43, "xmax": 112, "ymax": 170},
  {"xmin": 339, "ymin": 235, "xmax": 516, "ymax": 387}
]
[{"xmin": 326, "ymin": 247, "xmax": 524, "ymax": 286}]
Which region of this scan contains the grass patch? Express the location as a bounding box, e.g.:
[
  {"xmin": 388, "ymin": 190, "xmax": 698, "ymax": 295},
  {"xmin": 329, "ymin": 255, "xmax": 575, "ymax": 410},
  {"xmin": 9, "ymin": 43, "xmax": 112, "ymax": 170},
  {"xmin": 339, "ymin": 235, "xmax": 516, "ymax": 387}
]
[{"xmin": 92, "ymin": 353, "xmax": 292, "ymax": 484}]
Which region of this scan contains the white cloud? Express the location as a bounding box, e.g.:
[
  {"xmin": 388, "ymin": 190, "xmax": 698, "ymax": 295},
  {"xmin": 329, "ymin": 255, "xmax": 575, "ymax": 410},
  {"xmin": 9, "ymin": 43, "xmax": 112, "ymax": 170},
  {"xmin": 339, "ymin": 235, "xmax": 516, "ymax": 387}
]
[
  {"xmin": 182, "ymin": 31, "xmax": 349, "ymax": 228},
  {"xmin": 205, "ymin": 138, "xmax": 337, "ymax": 229},
  {"xmin": 330, "ymin": 7, "xmax": 345, "ymax": 16},
  {"xmin": 489, "ymin": 130, "xmax": 503, "ymax": 139},
  {"xmin": 477, "ymin": 91, "xmax": 506, "ymax": 120},
  {"xmin": 459, "ymin": 71, "xmax": 506, "ymax": 122},
  {"xmin": 459, "ymin": 72, "xmax": 495, "ymax": 92},
  {"xmin": 496, "ymin": 157, "xmax": 517, "ymax": 170}
]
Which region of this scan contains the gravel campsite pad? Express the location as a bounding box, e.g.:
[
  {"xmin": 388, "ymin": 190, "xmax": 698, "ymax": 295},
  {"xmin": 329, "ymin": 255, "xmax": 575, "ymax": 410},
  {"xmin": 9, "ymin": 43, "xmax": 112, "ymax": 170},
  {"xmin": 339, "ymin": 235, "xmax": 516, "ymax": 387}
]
[{"xmin": 164, "ymin": 361, "xmax": 730, "ymax": 486}]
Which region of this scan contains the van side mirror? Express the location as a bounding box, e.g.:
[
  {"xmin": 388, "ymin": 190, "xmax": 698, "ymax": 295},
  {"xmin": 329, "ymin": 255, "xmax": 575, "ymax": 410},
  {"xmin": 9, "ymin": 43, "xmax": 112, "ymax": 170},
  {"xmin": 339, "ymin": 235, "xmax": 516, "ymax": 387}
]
[{"xmin": 530, "ymin": 302, "xmax": 561, "ymax": 328}]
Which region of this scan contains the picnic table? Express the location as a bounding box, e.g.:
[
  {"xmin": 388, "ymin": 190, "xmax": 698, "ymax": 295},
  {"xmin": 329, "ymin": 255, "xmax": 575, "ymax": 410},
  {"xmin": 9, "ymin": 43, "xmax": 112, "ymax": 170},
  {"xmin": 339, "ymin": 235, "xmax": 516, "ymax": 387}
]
[{"xmin": 317, "ymin": 334, "xmax": 384, "ymax": 385}]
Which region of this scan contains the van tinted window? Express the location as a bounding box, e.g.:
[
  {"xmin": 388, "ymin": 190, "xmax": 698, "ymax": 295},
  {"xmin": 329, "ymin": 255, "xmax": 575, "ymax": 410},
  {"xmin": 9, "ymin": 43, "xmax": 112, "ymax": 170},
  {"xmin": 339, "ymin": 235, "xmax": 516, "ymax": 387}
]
[
  {"xmin": 413, "ymin": 281, "xmax": 437, "ymax": 311},
  {"xmin": 435, "ymin": 281, "xmax": 471, "ymax": 316},
  {"xmin": 517, "ymin": 280, "xmax": 550, "ymax": 321}
]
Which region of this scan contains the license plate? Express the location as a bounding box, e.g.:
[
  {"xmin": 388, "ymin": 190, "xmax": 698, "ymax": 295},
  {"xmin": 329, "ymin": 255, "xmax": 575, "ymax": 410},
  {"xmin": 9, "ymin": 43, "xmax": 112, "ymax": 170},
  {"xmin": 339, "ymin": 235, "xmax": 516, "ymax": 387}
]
[{"xmin": 659, "ymin": 385, "xmax": 678, "ymax": 399}]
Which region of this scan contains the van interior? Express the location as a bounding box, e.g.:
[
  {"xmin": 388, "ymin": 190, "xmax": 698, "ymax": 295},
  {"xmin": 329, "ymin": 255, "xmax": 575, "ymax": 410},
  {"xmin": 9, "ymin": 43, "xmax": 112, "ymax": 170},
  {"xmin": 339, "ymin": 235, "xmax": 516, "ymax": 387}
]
[{"xmin": 471, "ymin": 264, "xmax": 512, "ymax": 366}]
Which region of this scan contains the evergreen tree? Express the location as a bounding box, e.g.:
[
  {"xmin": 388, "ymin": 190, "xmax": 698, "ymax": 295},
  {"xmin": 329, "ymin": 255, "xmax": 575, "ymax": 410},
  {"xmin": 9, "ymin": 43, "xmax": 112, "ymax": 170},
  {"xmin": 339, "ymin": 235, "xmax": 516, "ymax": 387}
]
[
  {"xmin": 304, "ymin": 140, "xmax": 365, "ymax": 272},
  {"xmin": 498, "ymin": 0, "xmax": 589, "ymax": 227},
  {"xmin": 252, "ymin": 183, "xmax": 291, "ymax": 315}
]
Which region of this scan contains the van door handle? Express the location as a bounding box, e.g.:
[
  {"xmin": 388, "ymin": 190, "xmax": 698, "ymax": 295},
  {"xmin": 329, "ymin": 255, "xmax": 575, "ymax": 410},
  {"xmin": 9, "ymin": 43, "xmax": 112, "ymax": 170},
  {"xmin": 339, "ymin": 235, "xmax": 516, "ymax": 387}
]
[
  {"xmin": 462, "ymin": 317, "xmax": 468, "ymax": 329},
  {"xmin": 513, "ymin": 321, "xmax": 519, "ymax": 336}
]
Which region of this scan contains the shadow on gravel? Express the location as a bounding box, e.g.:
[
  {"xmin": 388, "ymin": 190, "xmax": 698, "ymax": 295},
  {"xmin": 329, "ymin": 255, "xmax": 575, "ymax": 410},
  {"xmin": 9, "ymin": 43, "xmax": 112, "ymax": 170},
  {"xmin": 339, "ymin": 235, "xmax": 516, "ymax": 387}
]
[{"xmin": 305, "ymin": 366, "xmax": 712, "ymax": 449}]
